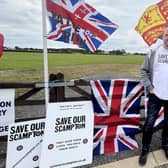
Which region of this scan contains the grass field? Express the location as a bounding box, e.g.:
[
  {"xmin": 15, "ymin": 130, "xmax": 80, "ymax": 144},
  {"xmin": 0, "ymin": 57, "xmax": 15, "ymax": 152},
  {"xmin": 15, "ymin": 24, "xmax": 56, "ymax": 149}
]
[{"xmin": 0, "ymin": 51, "xmax": 145, "ymax": 82}]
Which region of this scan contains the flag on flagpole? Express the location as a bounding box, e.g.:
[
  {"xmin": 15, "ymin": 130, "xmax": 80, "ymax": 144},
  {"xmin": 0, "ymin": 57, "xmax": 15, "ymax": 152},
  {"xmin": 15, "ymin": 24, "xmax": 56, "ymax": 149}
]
[
  {"xmin": 46, "ymin": 0, "xmax": 118, "ymax": 52},
  {"xmin": 0, "ymin": 33, "xmax": 4, "ymax": 57},
  {"xmin": 42, "ymin": 0, "xmax": 49, "ymax": 109},
  {"xmin": 90, "ymin": 79, "xmax": 143, "ymax": 155},
  {"xmin": 135, "ymin": 0, "xmax": 168, "ymax": 46}
]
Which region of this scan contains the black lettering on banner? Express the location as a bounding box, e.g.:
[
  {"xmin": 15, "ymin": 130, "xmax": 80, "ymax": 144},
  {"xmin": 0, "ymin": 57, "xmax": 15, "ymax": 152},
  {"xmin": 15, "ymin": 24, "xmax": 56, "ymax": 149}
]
[
  {"xmin": 9, "ymin": 132, "xmax": 32, "ymax": 141},
  {"xmin": 55, "ymin": 124, "xmax": 74, "ymax": 133},
  {"xmin": 0, "ymin": 101, "xmax": 12, "ymax": 116},
  {"xmin": 30, "ymin": 122, "xmax": 45, "ymax": 131},
  {"xmin": 0, "ymin": 125, "xmax": 8, "ymax": 132},
  {"xmin": 10, "ymin": 126, "xmax": 16, "ymax": 134},
  {"xmin": 73, "ymin": 115, "xmax": 86, "ymax": 130},
  {"xmin": 0, "ymin": 109, "xmax": 7, "ymax": 116},
  {"xmin": 0, "ymin": 101, "xmax": 11, "ymax": 108},
  {"xmin": 55, "ymin": 117, "xmax": 72, "ymax": 125},
  {"xmin": 33, "ymin": 130, "xmax": 44, "ymax": 137},
  {"xmin": 10, "ymin": 124, "xmax": 29, "ymax": 134},
  {"xmin": 9, "ymin": 122, "xmax": 45, "ymax": 141},
  {"xmin": 75, "ymin": 123, "xmax": 85, "ymax": 129},
  {"xmin": 73, "ymin": 115, "xmax": 85, "ymax": 123},
  {"xmin": 55, "ymin": 115, "xmax": 86, "ymax": 132}
]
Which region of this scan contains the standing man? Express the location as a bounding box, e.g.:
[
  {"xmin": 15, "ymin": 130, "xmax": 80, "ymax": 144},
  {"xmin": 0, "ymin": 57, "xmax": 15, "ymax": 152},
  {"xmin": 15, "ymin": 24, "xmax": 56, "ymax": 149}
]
[{"xmin": 139, "ymin": 27, "xmax": 168, "ymax": 166}]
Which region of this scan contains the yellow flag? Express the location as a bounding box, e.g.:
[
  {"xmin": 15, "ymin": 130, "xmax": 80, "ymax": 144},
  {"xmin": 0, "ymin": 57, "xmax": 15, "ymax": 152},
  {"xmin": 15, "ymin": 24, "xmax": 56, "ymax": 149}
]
[{"xmin": 135, "ymin": 0, "xmax": 168, "ymax": 46}]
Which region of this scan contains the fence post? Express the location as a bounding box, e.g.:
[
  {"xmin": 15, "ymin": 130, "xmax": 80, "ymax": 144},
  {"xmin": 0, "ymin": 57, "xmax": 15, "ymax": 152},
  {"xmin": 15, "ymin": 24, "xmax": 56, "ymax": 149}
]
[{"xmin": 49, "ymin": 73, "xmax": 65, "ymax": 102}]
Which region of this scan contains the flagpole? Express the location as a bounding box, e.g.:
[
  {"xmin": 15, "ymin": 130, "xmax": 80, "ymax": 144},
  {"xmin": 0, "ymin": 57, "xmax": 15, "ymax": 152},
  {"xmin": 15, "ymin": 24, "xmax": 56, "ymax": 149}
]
[{"xmin": 41, "ymin": 0, "xmax": 49, "ymax": 111}]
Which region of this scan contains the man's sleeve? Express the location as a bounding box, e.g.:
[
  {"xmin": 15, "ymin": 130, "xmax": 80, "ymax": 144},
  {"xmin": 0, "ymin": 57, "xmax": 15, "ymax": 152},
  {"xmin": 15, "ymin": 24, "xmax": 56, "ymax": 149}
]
[{"xmin": 140, "ymin": 50, "xmax": 154, "ymax": 93}]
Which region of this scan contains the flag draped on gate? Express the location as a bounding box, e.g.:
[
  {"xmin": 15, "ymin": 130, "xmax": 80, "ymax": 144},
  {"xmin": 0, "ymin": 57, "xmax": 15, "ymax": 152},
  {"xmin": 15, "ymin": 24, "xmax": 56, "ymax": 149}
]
[
  {"xmin": 135, "ymin": 0, "xmax": 168, "ymax": 46},
  {"xmin": 46, "ymin": 0, "xmax": 118, "ymax": 52},
  {"xmin": 90, "ymin": 79, "xmax": 144, "ymax": 155}
]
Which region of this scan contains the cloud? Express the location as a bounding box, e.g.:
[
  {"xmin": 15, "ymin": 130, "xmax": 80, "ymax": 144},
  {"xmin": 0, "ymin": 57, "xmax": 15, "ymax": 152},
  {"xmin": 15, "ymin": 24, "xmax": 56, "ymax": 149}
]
[
  {"xmin": 0, "ymin": 0, "xmax": 162, "ymax": 52},
  {"xmin": 0, "ymin": 0, "xmax": 42, "ymax": 47}
]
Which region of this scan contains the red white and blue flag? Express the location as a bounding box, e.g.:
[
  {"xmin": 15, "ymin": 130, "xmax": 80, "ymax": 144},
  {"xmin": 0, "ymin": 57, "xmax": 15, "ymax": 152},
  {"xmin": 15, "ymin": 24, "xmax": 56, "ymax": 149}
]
[
  {"xmin": 90, "ymin": 79, "xmax": 144, "ymax": 155},
  {"xmin": 46, "ymin": 0, "xmax": 118, "ymax": 52}
]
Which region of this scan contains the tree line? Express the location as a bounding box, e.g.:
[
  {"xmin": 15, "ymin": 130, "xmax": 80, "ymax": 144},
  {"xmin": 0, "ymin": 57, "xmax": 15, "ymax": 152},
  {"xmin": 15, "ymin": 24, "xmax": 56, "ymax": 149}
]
[{"xmin": 3, "ymin": 46, "xmax": 145, "ymax": 55}]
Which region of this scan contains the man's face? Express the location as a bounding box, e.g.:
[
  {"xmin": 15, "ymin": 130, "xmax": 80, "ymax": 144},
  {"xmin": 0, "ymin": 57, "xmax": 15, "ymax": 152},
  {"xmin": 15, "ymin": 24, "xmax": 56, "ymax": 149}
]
[{"xmin": 163, "ymin": 28, "xmax": 168, "ymax": 48}]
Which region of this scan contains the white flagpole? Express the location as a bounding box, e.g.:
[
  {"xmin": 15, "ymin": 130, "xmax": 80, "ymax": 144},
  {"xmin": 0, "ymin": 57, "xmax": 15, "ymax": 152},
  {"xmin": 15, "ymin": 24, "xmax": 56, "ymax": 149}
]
[{"xmin": 41, "ymin": 0, "xmax": 49, "ymax": 111}]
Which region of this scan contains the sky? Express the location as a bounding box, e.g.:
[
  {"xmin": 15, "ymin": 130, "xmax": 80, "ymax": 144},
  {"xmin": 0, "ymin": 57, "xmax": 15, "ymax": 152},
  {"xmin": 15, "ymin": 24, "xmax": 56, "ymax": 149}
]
[{"xmin": 0, "ymin": 0, "xmax": 161, "ymax": 53}]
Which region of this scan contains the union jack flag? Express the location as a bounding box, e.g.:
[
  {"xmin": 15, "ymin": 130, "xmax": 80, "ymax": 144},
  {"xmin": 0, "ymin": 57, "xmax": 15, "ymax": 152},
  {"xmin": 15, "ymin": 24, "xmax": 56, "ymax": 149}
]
[
  {"xmin": 90, "ymin": 79, "xmax": 144, "ymax": 155},
  {"xmin": 46, "ymin": 0, "xmax": 118, "ymax": 52}
]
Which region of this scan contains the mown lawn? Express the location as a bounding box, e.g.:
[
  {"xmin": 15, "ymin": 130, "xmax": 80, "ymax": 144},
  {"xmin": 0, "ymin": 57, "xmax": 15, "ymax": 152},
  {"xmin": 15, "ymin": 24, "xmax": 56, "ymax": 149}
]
[
  {"xmin": 0, "ymin": 51, "xmax": 145, "ymax": 82},
  {"xmin": 0, "ymin": 51, "xmax": 144, "ymax": 70}
]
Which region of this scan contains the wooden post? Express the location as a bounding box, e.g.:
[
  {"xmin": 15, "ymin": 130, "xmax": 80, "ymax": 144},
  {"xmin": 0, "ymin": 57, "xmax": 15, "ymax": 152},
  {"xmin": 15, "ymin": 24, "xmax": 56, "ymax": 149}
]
[{"xmin": 49, "ymin": 73, "xmax": 65, "ymax": 102}]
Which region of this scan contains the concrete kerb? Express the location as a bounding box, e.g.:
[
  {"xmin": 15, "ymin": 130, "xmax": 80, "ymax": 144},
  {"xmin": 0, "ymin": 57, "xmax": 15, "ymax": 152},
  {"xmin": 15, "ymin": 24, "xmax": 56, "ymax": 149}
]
[{"xmin": 94, "ymin": 150, "xmax": 168, "ymax": 168}]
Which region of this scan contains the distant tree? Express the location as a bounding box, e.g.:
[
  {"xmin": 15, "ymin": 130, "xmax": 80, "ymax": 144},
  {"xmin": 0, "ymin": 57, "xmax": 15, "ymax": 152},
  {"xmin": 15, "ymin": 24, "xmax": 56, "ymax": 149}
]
[
  {"xmin": 109, "ymin": 49, "xmax": 126, "ymax": 55},
  {"xmin": 15, "ymin": 46, "xmax": 20, "ymax": 50}
]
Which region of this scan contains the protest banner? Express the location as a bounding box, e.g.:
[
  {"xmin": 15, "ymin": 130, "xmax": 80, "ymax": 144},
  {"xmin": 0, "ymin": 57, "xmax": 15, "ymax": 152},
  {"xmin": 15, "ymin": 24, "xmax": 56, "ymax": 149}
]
[
  {"xmin": 40, "ymin": 101, "xmax": 94, "ymax": 168},
  {"xmin": 6, "ymin": 119, "xmax": 45, "ymax": 168},
  {"xmin": 0, "ymin": 89, "xmax": 15, "ymax": 136}
]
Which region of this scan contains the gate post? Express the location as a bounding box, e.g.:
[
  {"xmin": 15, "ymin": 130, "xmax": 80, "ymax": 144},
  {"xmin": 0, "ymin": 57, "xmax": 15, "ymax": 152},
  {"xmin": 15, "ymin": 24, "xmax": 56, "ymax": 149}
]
[{"xmin": 49, "ymin": 73, "xmax": 65, "ymax": 102}]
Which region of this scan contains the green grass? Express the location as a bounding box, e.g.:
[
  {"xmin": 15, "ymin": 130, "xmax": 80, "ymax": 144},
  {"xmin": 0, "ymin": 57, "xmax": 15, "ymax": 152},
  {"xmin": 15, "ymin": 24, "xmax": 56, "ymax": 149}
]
[
  {"xmin": 0, "ymin": 52, "xmax": 43, "ymax": 70},
  {"xmin": 0, "ymin": 51, "xmax": 145, "ymax": 82},
  {"xmin": 0, "ymin": 51, "xmax": 144, "ymax": 70}
]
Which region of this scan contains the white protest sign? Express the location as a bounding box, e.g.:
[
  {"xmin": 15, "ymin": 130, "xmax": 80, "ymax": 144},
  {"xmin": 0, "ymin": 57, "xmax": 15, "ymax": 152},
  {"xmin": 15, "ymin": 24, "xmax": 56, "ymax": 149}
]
[
  {"xmin": 0, "ymin": 89, "xmax": 15, "ymax": 136},
  {"xmin": 6, "ymin": 119, "xmax": 45, "ymax": 168},
  {"xmin": 40, "ymin": 101, "xmax": 94, "ymax": 168}
]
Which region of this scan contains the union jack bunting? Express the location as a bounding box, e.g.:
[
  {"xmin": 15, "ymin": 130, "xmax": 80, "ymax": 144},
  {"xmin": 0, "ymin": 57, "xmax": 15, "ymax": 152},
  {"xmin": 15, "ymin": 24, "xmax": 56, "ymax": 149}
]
[
  {"xmin": 90, "ymin": 79, "xmax": 144, "ymax": 155},
  {"xmin": 46, "ymin": 0, "xmax": 118, "ymax": 52}
]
